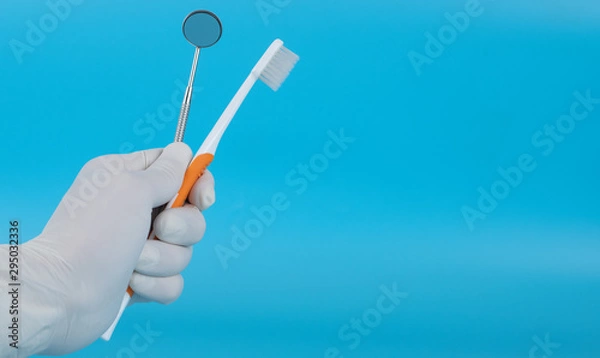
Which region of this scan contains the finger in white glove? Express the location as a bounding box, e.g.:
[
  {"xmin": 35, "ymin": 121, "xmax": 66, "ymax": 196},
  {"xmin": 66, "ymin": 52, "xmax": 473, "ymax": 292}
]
[
  {"xmin": 189, "ymin": 169, "xmax": 216, "ymax": 210},
  {"xmin": 130, "ymin": 273, "xmax": 184, "ymax": 305},
  {"xmin": 130, "ymin": 170, "xmax": 216, "ymax": 305},
  {"xmin": 138, "ymin": 144, "xmax": 193, "ymax": 207}
]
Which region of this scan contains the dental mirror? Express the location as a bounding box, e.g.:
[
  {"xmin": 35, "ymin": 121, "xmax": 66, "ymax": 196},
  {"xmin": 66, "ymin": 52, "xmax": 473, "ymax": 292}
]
[
  {"xmin": 174, "ymin": 10, "xmax": 223, "ymax": 142},
  {"xmin": 182, "ymin": 10, "xmax": 223, "ymax": 48}
]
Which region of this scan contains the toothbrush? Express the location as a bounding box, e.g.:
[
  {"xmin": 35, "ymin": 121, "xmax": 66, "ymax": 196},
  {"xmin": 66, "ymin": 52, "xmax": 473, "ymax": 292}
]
[{"xmin": 101, "ymin": 38, "xmax": 299, "ymax": 341}]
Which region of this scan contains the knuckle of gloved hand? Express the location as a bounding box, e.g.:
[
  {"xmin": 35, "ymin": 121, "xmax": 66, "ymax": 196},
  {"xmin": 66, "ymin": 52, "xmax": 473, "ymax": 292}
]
[
  {"xmin": 162, "ymin": 210, "xmax": 206, "ymax": 246},
  {"xmin": 79, "ymin": 156, "xmax": 103, "ymax": 173},
  {"xmin": 162, "ymin": 276, "xmax": 184, "ymax": 304},
  {"xmin": 177, "ymin": 246, "xmax": 194, "ymax": 269}
]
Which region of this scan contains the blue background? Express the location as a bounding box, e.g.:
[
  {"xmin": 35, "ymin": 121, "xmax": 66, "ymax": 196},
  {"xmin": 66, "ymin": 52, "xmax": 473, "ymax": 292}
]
[{"xmin": 1, "ymin": 0, "xmax": 600, "ymax": 357}]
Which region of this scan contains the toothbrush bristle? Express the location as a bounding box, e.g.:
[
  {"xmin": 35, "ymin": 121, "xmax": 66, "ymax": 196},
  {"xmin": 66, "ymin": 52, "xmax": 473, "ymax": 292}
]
[{"xmin": 259, "ymin": 45, "xmax": 299, "ymax": 91}]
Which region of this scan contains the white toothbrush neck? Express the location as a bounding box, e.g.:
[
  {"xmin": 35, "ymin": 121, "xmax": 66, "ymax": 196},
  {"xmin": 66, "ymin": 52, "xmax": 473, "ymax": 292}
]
[{"xmin": 197, "ymin": 73, "xmax": 259, "ymax": 156}]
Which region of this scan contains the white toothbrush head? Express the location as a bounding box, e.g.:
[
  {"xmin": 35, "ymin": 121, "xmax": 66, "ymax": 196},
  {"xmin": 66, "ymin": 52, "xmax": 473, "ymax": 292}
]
[
  {"xmin": 252, "ymin": 39, "xmax": 299, "ymax": 91},
  {"xmin": 198, "ymin": 39, "xmax": 299, "ymax": 156}
]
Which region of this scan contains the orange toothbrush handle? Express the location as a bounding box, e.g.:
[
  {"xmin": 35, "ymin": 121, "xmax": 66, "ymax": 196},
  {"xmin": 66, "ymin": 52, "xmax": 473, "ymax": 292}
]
[
  {"xmin": 171, "ymin": 153, "xmax": 214, "ymax": 208},
  {"xmin": 126, "ymin": 153, "xmax": 214, "ymax": 298}
]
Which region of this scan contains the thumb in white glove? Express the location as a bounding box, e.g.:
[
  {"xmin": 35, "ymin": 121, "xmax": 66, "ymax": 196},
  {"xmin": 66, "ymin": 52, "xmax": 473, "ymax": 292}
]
[{"xmin": 9, "ymin": 143, "xmax": 215, "ymax": 356}]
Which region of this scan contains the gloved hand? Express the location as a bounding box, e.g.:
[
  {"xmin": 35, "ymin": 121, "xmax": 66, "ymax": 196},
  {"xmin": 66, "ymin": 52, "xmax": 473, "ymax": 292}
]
[{"xmin": 10, "ymin": 143, "xmax": 215, "ymax": 356}]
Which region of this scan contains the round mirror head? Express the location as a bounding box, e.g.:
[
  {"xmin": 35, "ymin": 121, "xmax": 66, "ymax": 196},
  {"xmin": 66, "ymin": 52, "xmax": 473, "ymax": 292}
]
[{"xmin": 182, "ymin": 10, "xmax": 222, "ymax": 48}]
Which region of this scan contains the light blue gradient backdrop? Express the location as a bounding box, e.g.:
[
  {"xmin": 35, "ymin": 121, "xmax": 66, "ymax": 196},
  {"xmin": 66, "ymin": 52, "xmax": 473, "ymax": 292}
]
[{"xmin": 1, "ymin": 0, "xmax": 600, "ymax": 357}]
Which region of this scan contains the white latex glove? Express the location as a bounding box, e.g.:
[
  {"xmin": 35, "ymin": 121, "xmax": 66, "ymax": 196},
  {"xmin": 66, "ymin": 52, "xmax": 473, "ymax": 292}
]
[{"xmin": 0, "ymin": 143, "xmax": 215, "ymax": 357}]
